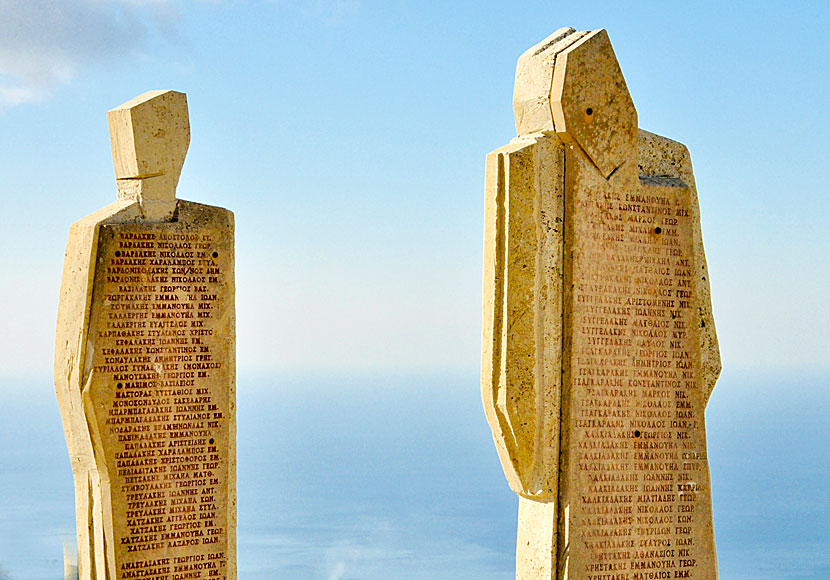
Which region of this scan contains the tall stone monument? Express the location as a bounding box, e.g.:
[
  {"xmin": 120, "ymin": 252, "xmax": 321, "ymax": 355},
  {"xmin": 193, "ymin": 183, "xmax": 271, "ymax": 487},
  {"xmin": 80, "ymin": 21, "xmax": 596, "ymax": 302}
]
[
  {"xmin": 55, "ymin": 90, "xmax": 236, "ymax": 580},
  {"xmin": 481, "ymin": 29, "xmax": 721, "ymax": 579}
]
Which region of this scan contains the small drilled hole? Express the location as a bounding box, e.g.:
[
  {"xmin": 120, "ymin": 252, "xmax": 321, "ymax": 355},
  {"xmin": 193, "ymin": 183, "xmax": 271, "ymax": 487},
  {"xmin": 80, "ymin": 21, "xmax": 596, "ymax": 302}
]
[
  {"xmin": 114, "ymin": 251, "xmax": 121, "ymax": 257},
  {"xmin": 209, "ymin": 438, "xmax": 215, "ymax": 445},
  {"xmin": 212, "ymin": 251, "xmax": 219, "ymax": 258},
  {"xmin": 634, "ymin": 430, "xmax": 641, "ymax": 438},
  {"xmin": 654, "ymin": 226, "xmax": 662, "ymax": 234},
  {"xmin": 586, "ymin": 107, "xmax": 593, "ymax": 115},
  {"xmin": 117, "ymin": 382, "xmax": 123, "ymax": 389}
]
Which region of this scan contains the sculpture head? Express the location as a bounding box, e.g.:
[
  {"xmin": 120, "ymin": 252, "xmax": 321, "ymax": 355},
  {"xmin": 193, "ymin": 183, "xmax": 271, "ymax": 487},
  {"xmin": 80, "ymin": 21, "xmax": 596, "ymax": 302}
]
[
  {"xmin": 513, "ymin": 28, "xmax": 637, "ymax": 179},
  {"xmin": 108, "ymin": 90, "xmax": 190, "ymax": 205}
]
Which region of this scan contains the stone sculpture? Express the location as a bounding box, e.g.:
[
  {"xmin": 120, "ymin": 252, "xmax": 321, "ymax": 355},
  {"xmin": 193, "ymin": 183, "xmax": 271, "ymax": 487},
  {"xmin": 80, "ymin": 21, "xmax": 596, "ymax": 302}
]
[
  {"xmin": 55, "ymin": 90, "xmax": 236, "ymax": 580},
  {"xmin": 481, "ymin": 28, "xmax": 721, "ymax": 579}
]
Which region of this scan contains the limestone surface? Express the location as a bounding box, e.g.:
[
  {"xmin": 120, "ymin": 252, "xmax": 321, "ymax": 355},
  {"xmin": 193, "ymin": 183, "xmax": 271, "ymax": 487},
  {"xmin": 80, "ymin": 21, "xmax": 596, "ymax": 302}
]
[
  {"xmin": 55, "ymin": 90, "xmax": 236, "ymax": 580},
  {"xmin": 482, "ymin": 29, "xmax": 720, "ymax": 579}
]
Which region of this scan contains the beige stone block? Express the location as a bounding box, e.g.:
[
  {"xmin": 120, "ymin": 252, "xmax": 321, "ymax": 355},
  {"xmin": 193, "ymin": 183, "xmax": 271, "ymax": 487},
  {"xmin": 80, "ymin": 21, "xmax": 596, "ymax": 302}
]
[
  {"xmin": 513, "ymin": 27, "xmax": 589, "ymax": 136},
  {"xmin": 108, "ymin": 90, "xmax": 190, "ymax": 210},
  {"xmin": 482, "ymin": 133, "xmax": 565, "ymax": 498},
  {"xmin": 55, "ymin": 91, "xmax": 236, "ymax": 580},
  {"xmin": 483, "ymin": 28, "xmax": 721, "ymax": 579},
  {"xmin": 551, "ymin": 29, "xmax": 638, "ymax": 180}
]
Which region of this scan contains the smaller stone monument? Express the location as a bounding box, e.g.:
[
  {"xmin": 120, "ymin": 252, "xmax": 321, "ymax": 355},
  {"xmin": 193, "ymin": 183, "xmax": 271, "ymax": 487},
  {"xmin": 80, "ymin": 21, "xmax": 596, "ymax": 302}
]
[
  {"xmin": 481, "ymin": 29, "xmax": 721, "ymax": 579},
  {"xmin": 55, "ymin": 90, "xmax": 236, "ymax": 580}
]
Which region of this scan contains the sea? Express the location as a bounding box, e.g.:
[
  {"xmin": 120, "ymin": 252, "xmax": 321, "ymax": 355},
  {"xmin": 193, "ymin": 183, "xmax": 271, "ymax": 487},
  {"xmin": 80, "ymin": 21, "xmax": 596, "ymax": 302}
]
[{"xmin": 0, "ymin": 368, "xmax": 828, "ymax": 579}]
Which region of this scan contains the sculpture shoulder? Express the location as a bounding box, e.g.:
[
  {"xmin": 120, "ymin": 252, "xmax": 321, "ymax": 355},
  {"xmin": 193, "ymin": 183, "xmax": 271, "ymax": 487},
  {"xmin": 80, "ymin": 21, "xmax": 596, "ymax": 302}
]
[
  {"xmin": 67, "ymin": 199, "xmax": 143, "ymax": 235},
  {"xmin": 486, "ymin": 132, "xmax": 563, "ymax": 160},
  {"xmin": 637, "ymin": 129, "xmax": 694, "ymax": 186},
  {"xmin": 176, "ymin": 199, "xmax": 235, "ymax": 232}
]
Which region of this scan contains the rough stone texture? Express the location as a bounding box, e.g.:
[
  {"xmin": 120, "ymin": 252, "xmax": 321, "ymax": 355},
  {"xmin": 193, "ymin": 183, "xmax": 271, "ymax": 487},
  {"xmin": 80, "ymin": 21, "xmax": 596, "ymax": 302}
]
[
  {"xmin": 108, "ymin": 90, "xmax": 190, "ymax": 219},
  {"xmin": 55, "ymin": 91, "xmax": 236, "ymax": 580},
  {"xmin": 513, "ymin": 27, "xmax": 588, "ymax": 136},
  {"xmin": 482, "ymin": 29, "xmax": 721, "ymax": 579},
  {"xmin": 482, "ymin": 133, "xmax": 565, "ymax": 498}
]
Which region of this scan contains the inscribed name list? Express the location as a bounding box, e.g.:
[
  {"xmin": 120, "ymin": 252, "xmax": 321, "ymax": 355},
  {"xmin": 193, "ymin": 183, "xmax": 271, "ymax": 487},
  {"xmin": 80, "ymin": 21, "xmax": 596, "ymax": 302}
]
[
  {"xmin": 563, "ymin": 173, "xmax": 715, "ymax": 579},
  {"xmin": 87, "ymin": 219, "xmax": 234, "ymax": 580}
]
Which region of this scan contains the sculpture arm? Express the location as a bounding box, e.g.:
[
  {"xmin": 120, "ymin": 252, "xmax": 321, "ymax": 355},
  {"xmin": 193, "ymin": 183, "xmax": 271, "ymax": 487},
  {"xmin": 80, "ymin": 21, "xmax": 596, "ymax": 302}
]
[
  {"xmin": 637, "ymin": 129, "xmax": 721, "ymax": 404},
  {"xmin": 482, "ymin": 133, "xmax": 566, "ymax": 498}
]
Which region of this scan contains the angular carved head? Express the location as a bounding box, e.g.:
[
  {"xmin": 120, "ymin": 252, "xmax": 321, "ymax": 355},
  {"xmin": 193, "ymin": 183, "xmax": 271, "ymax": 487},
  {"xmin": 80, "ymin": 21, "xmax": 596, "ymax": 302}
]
[
  {"xmin": 108, "ymin": 90, "xmax": 190, "ymax": 204},
  {"xmin": 514, "ymin": 28, "xmax": 638, "ymax": 179}
]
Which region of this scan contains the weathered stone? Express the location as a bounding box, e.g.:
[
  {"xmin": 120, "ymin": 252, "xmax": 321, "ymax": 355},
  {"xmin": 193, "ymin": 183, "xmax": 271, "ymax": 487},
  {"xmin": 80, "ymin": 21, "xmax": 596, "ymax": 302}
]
[
  {"xmin": 482, "ymin": 29, "xmax": 720, "ymax": 579},
  {"xmin": 55, "ymin": 90, "xmax": 236, "ymax": 580}
]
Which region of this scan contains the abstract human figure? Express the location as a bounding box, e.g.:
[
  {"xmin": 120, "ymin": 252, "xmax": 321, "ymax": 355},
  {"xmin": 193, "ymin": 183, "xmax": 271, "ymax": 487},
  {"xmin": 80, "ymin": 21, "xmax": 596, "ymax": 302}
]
[
  {"xmin": 482, "ymin": 29, "xmax": 721, "ymax": 579},
  {"xmin": 55, "ymin": 91, "xmax": 236, "ymax": 579}
]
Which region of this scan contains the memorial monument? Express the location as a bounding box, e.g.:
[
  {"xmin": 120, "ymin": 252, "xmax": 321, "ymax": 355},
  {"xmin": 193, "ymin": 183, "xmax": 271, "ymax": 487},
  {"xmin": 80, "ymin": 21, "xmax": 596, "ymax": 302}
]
[
  {"xmin": 55, "ymin": 90, "xmax": 236, "ymax": 580},
  {"xmin": 481, "ymin": 28, "xmax": 721, "ymax": 579}
]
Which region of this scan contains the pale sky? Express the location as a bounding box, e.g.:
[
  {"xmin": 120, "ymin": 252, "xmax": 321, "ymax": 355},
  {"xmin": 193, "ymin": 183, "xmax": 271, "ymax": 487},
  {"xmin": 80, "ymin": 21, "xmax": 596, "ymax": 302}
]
[{"xmin": 0, "ymin": 0, "xmax": 827, "ymax": 377}]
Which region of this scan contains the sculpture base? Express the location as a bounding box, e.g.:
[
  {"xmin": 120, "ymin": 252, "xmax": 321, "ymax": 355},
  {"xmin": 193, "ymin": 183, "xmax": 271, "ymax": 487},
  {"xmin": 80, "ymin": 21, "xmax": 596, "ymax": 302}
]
[{"xmin": 517, "ymin": 497, "xmax": 557, "ymax": 580}]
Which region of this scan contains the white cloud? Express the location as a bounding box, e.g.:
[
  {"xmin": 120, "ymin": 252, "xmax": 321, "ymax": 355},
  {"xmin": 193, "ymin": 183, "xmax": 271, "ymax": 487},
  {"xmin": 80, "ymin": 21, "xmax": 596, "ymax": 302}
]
[
  {"xmin": 0, "ymin": 0, "xmax": 360, "ymax": 109},
  {"xmin": 0, "ymin": 0, "xmax": 183, "ymax": 109}
]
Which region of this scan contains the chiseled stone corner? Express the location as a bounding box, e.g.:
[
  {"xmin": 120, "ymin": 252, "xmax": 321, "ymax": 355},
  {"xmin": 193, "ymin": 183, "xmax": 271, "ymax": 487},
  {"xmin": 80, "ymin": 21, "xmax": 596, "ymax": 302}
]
[
  {"xmin": 55, "ymin": 91, "xmax": 236, "ymax": 580},
  {"xmin": 482, "ymin": 28, "xmax": 720, "ymax": 580}
]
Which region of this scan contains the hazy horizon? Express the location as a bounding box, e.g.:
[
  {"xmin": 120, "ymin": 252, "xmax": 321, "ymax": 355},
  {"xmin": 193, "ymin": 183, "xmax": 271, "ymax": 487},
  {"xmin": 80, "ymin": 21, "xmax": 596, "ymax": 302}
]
[{"xmin": 2, "ymin": 367, "xmax": 829, "ymax": 579}]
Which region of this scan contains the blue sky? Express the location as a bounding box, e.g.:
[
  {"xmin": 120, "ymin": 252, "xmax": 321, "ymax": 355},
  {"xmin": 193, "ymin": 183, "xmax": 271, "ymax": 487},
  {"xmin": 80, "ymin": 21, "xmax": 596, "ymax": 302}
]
[{"xmin": 0, "ymin": 0, "xmax": 827, "ymax": 377}]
